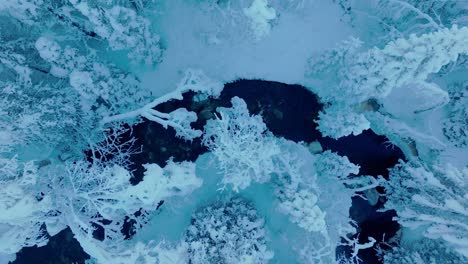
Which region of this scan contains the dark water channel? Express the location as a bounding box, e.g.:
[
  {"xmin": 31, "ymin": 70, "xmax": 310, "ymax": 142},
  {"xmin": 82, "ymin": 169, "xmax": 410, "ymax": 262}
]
[{"xmin": 13, "ymin": 80, "xmax": 404, "ymax": 264}]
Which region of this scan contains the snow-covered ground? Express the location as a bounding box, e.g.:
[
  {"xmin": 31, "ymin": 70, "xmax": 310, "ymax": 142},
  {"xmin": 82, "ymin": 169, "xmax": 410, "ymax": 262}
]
[{"xmin": 140, "ymin": 0, "xmax": 352, "ymax": 96}]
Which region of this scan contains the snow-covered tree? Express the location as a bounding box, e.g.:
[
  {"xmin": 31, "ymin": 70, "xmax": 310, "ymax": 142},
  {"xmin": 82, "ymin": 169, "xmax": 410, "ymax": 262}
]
[
  {"xmin": 316, "ymin": 104, "xmax": 370, "ymax": 139},
  {"xmin": 306, "ymin": 37, "xmax": 363, "ymax": 99},
  {"xmin": 314, "ymin": 150, "xmax": 360, "ymax": 180},
  {"xmin": 383, "ymin": 161, "xmax": 468, "ymax": 257},
  {"xmin": 0, "ymin": 122, "xmax": 202, "ymax": 261},
  {"xmin": 310, "ymin": 25, "xmax": 468, "ymax": 104},
  {"xmin": 380, "ymin": 238, "xmax": 468, "ymax": 264},
  {"xmin": 201, "ymin": 98, "xmax": 373, "ymax": 262},
  {"xmin": 243, "ymin": 0, "xmax": 277, "ymax": 39},
  {"xmin": 0, "ymin": 0, "xmax": 189, "ymax": 157},
  {"xmin": 184, "ymin": 198, "xmax": 274, "ymax": 264},
  {"xmin": 0, "ymin": 32, "xmax": 151, "ymax": 156},
  {"xmin": 443, "ymin": 83, "xmax": 467, "ymax": 148},
  {"xmin": 79, "ymin": 239, "xmax": 189, "ymax": 264},
  {"xmin": 380, "ymin": 81, "xmax": 449, "ymax": 119},
  {"xmin": 0, "ymin": 160, "xmax": 51, "ymax": 254},
  {"xmin": 1, "ymin": 3, "xmax": 217, "ymax": 259},
  {"xmin": 277, "ymin": 188, "xmax": 326, "ymax": 233},
  {"xmin": 44, "ymin": 157, "xmax": 202, "ymax": 262},
  {"xmin": 0, "ymin": 0, "xmax": 162, "ymax": 65},
  {"xmin": 35, "ymin": 37, "xmax": 150, "ymax": 116},
  {"xmin": 1, "ymin": 34, "xmax": 214, "ymax": 165},
  {"xmin": 308, "ymin": 25, "xmax": 468, "ymax": 139},
  {"xmin": 272, "ymin": 143, "xmax": 327, "ymax": 234},
  {"xmin": 273, "ymin": 143, "xmax": 371, "ymax": 264},
  {"xmin": 68, "ymin": 0, "xmax": 161, "ymax": 65},
  {"xmin": 202, "ymin": 96, "xmax": 280, "ymax": 191},
  {"xmin": 194, "ymin": 0, "xmax": 280, "ymax": 42},
  {"xmin": 365, "ymin": 112, "xmax": 447, "ymax": 157},
  {"xmin": 0, "ymin": 38, "xmax": 81, "ymax": 150},
  {"xmin": 315, "ymin": 150, "xmax": 384, "ymax": 194},
  {"xmin": 339, "ymin": 0, "xmax": 467, "ymax": 45}
]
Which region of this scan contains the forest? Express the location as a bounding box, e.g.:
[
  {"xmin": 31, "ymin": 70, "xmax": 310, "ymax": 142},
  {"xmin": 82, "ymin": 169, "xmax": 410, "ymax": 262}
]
[{"xmin": 0, "ymin": 0, "xmax": 467, "ymax": 263}]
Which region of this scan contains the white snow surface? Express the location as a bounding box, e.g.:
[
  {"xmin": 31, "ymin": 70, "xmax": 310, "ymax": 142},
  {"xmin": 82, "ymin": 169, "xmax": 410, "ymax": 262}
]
[{"xmin": 140, "ymin": 0, "xmax": 352, "ymax": 96}]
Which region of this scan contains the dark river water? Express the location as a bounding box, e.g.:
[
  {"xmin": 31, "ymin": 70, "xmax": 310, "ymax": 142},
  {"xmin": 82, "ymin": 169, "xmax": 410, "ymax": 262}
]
[{"xmin": 14, "ymin": 80, "xmax": 404, "ymax": 264}]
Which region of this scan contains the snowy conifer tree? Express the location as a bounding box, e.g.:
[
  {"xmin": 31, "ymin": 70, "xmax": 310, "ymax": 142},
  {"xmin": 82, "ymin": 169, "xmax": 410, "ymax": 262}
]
[
  {"xmin": 184, "ymin": 198, "xmax": 274, "ymax": 264},
  {"xmin": 202, "ymin": 97, "xmax": 280, "ymax": 191},
  {"xmin": 384, "ymin": 161, "xmax": 468, "ymax": 257}
]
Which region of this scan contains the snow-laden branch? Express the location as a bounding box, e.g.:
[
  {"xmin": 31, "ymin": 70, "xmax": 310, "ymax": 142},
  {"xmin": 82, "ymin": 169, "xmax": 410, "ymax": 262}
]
[
  {"xmin": 337, "ymin": 222, "xmax": 376, "ymax": 264},
  {"xmin": 47, "ymin": 156, "xmax": 202, "ymax": 263},
  {"xmin": 387, "ymin": 0, "xmax": 441, "ymax": 30},
  {"xmin": 384, "ymin": 161, "xmax": 468, "ymax": 257},
  {"xmin": 341, "ymin": 235, "xmax": 376, "ymax": 264},
  {"xmin": 341, "ymin": 175, "xmax": 385, "ymax": 193},
  {"xmin": 102, "ymin": 69, "xmax": 223, "ymax": 140},
  {"xmin": 366, "ymin": 112, "xmax": 447, "ymax": 150}
]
